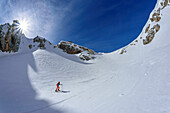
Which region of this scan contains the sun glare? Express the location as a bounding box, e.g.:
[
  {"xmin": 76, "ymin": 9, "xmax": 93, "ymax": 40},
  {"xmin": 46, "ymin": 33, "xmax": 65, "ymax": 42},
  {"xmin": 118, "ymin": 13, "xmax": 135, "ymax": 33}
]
[
  {"xmin": 19, "ymin": 19, "xmax": 29, "ymax": 33},
  {"xmin": 12, "ymin": 18, "xmax": 30, "ymax": 37}
]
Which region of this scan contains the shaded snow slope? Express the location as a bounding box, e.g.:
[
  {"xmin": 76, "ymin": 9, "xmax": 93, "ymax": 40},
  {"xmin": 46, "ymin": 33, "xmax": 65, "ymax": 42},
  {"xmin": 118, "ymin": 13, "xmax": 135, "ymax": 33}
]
[{"xmin": 0, "ymin": 0, "xmax": 170, "ymax": 113}]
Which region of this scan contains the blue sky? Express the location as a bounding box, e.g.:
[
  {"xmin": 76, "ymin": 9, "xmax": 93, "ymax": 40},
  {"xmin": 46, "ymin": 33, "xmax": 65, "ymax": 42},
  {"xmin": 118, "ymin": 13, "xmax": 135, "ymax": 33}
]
[{"xmin": 0, "ymin": 0, "xmax": 157, "ymax": 52}]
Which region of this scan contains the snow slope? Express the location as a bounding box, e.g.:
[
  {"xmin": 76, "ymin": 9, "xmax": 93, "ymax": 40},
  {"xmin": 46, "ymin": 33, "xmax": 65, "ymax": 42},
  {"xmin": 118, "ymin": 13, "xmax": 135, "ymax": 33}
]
[{"xmin": 0, "ymin": 0, "xmax": 170, "ymax": 113}]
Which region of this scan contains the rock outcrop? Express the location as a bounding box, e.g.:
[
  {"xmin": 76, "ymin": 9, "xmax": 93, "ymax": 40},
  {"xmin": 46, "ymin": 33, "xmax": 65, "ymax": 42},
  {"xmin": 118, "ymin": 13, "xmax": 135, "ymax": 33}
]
[
  {"xmin": 58, "ymin": 41, "xmax": 96, "ymax": 61},
  {"xmin": 33, "ymin": 36, "xmax": 46, "ymax": 49},
  {"xmin": 27, "ymin": 36, "xmax": 52, "ymax": 50},
  {"xmin": 0, "ymin": 20, "xmax": 21, "ymax": 53},
  {"xmin": 160, "ymin": 0, "xmax": 169, "ymax": 9},
  {"xmin": 143, "ymin": 24, "xmax": 160, "ymax": 45},
  {"xmin": 120, "ymin": 48, "xmax": 126, "ymax": 54},
  {"xmin": 143, "ymin": 0, "xmax": 170, "ymax": 45},
  {"xmin": 150, "ymin": 12, "xmax": 161, "ymax": 22},
  {"xmin": 58, "ymin": 41, "xmax": 82, "ymax": 54},
  {"xmin": 145, "ymin": 24, "xmax": 150, "ymax": 33}
]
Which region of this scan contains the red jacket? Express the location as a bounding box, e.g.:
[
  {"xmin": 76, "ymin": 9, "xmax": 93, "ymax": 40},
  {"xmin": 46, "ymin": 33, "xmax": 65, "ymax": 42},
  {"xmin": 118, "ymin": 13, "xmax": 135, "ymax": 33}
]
[{"xmin": 56, "ymin": 82, "xmax": 60, "ymax": 89}]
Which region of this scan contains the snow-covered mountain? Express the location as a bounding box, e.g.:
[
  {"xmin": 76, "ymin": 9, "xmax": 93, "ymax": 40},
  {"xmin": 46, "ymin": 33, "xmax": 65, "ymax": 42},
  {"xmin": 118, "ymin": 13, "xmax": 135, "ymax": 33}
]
[
  {"xmin": 0, "ymin": 0, "xmax": 170, "ymax": 113},
  {"xmin": 0, "ymin": 22, "xmax": 96, "ymax": 62}
]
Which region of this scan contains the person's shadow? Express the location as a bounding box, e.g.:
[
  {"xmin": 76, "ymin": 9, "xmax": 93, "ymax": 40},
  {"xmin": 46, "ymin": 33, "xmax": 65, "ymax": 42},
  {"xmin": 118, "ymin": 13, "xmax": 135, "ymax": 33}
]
[
  {"xmin": 60, "ymin": 91, "xmax": 70, "ymax": 93},
  {"xmin": 0, "ymin": 53, "xmax": 65, "ymax": 113}
]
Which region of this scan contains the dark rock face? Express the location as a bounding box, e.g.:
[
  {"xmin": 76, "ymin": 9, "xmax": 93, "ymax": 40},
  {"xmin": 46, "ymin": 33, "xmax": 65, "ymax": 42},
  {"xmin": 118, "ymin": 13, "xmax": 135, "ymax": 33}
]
[
  {"xmin": 143, "ymin": 29, "xmax": 155, "ymax": 45},
  {"xmin": 120, "ymin": 48, "xmax": 126, "ymax": 54},
  {"xmin": 28, "ymin": 44, "xmax": 32, "ymax": 49},
  {"xmin": 58, "ymin": 41, "xmax": 82, "ymax": 54},
  {"xmin": 0, "ymin": 20, "xmax": 21, "ymax": 53},
  {"xmin": 153, "ymin": 24, "xmax": 160, "ymax": 32},
  {"xmin": 145, "ymin": 24, "xmax": 150, "ymax": 33},
  {"xmin": 161, "ymin": 0, "xmax": 168, "ymax": 9},
  {"xmin": 58, "ymin": 41, "xmax": 95, "ymax": 55},
  {"xmin": 143, "ymin": 24, "xmax": 160, "ymax": 45},
  {"xmin": 150, "ymin": 12, "xmax": 161, "ymax": 22},
  {"xmin": 58, "ymin": 41, "xmax": 96, "ymax": 61},
  {"xmin": 28, "ymin": 36, "xmax": 51, "ymax": 50},
  {"xmin": 33, "ymin": 36, "xmax": 46, "ymax": 49}
]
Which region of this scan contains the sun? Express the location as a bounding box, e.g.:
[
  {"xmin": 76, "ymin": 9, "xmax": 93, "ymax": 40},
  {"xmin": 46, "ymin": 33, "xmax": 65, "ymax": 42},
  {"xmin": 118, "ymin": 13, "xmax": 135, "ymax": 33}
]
[
  {"xmin": 18, "ymin": 19, "xmax": 29, "ymax": 34},
  {"xmin": 12, "ymin": 18, "xmax": 30, "ymax": 36}
]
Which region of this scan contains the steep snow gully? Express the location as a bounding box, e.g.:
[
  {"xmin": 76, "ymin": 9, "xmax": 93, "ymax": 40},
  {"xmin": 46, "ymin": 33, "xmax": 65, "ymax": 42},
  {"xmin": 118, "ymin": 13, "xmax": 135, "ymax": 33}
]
[{"xmin": 1, "ymin": 0, "xmax": 170, "ymax": 113}]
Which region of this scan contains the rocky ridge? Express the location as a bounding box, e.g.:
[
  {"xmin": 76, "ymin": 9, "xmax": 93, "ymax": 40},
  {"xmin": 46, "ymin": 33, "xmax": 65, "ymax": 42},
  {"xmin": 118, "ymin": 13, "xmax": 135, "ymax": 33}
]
[
  {"xmin": 119, "ymin": 0, "xmax": 170, "ymax": 54},
  {"xmin": 58, "ymin": 41, "xmax": 96, "ymax": 61},
  {"xmin": 0, "ymin": 21, "xmax": 96, "ymax": 61}
]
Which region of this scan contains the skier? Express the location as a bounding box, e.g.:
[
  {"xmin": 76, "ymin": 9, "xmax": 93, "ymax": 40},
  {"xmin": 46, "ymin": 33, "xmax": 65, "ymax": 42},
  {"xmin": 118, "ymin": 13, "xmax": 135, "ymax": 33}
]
[{"xmin": 55, "ymin": 81, "xmax": 62, "ymax": 92}]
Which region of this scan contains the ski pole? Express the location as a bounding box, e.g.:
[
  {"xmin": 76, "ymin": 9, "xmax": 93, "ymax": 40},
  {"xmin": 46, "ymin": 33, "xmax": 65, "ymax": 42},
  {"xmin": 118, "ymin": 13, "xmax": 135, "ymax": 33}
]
[{"xmin": 61, "ymin": 84, "xmax": 63, "ymax": 91}]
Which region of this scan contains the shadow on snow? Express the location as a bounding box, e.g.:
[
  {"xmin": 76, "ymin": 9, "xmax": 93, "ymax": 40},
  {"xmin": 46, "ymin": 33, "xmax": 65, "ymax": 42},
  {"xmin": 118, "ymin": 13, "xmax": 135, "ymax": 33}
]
[{"xmin": 0, "ymin": 53, "xmax": 66, "ymax": 113}]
